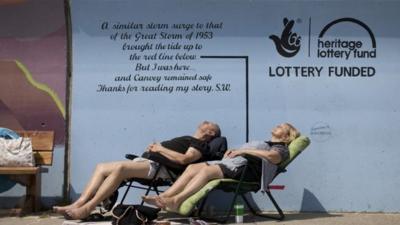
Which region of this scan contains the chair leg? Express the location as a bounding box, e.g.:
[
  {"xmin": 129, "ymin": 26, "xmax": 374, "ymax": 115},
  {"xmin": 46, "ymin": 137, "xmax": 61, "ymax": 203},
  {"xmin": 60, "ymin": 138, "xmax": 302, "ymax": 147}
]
[
  {"xmin": 120, "ymin": 181, "xmax": 133, "ymax": 204},
  {"xmin": 241, "ymin": 192, "xmax": 284, "ymax": 221},
  {"xmin": 119, "ymin": 164, "xmax": 165, "ymax": 205},
  {"xmin": 140, "ymin": 166, "xmax": 163, "ymax": 205},
  {"xmin": 140, "ymin": 184, "xmax": 156, "ymax": 205},
  {"xmin": 266, "ymin": 190, "xmax": 285, "ymax": 220},
  {"xmin": 153, "ymin": 185, "xmax": 161, "ymax": 195}
]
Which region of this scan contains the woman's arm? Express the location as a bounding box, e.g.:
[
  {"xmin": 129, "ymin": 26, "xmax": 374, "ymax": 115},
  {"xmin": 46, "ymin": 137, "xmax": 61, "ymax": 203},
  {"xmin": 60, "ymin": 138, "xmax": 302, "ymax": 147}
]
[
  {"xmin": 148, "ymin": 143, "xmax": 202, "ymax": 165},
  {"xmin": 226, "ymin": 148, "xmax": 282, "ymax": 164}
]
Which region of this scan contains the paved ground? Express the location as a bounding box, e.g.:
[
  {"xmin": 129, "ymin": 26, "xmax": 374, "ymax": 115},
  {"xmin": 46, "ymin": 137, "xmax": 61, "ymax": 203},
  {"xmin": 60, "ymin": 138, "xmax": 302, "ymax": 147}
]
[{"xmin": 0, "ymin": 211, "xmax": 400, "ymax": 225}]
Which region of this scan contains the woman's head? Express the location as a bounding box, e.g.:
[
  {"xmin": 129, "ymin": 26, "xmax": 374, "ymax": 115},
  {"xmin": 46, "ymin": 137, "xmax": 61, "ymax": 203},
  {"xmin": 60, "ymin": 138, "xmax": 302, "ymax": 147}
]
[
  {"xmin": 271, "ymin": 123, "xmax": 300, "ymax": 144},
  {"xmin": 194, "ymin": 121, "xmax": 221, "ymax": 141}
]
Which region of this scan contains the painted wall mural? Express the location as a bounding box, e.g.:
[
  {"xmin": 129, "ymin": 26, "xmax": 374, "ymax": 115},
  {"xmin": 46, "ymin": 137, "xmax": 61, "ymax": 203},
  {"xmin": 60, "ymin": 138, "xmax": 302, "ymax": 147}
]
[
  {"xmin": 0, "ymin": 0, "xmax": 66, "ymax": 143},
  {"xmin": 0, "ymin": 0, "xmax": 67, "ymax": 199}
]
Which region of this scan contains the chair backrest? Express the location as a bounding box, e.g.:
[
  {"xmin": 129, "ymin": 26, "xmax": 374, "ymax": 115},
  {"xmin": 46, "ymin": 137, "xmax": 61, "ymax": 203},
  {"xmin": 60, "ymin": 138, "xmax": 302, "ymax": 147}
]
[
  {"xmin": 278, "ymin": 135, "xmax": 310, "ymax": 170},
  {"xmin": 207, "ymin": 136, "xmax": 228, "ymax": 160}
]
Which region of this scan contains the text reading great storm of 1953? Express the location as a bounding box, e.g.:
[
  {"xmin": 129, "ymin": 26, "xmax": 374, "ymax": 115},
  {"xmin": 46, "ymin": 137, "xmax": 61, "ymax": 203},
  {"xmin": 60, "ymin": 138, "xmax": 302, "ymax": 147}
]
[{"xmin": 96, "ymin": 21, "xmax": 231, "ymax": 94}]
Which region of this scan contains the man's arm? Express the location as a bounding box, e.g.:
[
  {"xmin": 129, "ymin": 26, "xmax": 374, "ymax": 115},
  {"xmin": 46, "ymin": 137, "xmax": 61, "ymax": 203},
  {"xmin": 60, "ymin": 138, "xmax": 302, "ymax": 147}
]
[
  {"xmin": 226, "ymin": 148, "xmax": 282, "ymax": 164},
  {"xmin": 148, "ymin": 143, "xmax": 202, "ymax": 165}
]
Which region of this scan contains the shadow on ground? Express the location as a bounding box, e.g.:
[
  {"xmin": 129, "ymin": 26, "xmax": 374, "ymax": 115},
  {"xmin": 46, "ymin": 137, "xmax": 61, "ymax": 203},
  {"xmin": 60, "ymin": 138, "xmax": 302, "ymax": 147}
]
[
  {"xmin": 0, "ymin": 209, "xmax": 58, "ymax": 218},
  {"xmin": 156, "ymin": 210, "xmax": 342, "ymax": 224},
  {"xmin": 247, "ymin": 212, "xmax": 342, "ymax": 223}
]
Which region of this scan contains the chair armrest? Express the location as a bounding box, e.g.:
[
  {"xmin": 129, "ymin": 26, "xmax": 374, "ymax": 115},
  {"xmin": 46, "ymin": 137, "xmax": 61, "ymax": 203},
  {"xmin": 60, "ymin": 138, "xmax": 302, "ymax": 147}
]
[{"xmin": 125, "ymin": 154, "xmax": 139, "ymax": 160}]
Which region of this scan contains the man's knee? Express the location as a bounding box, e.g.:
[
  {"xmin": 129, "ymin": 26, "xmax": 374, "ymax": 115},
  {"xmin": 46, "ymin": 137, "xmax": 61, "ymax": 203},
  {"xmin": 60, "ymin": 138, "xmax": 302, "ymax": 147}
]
[
  {"xmin": 113, "ymin": 163, "xmax": 125, "ymax": 174},
  {"xmin": 96, "ymin": 162, "xmax": 123, "ymax": 175},
  {"xmin": 187, "ymin": 163, "xmax": 206, "ymax": 172},
  {"xmin": 95, "ymin": 163, "xmax": 107, "ymax": 174}
]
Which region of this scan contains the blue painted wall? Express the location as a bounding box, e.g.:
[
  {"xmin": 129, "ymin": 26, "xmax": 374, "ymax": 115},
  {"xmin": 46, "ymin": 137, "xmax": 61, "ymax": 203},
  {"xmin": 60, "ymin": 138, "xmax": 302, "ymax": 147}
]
[{"xmin": 3, "ymin": 0, "xmax": 399, "ymax": 212}]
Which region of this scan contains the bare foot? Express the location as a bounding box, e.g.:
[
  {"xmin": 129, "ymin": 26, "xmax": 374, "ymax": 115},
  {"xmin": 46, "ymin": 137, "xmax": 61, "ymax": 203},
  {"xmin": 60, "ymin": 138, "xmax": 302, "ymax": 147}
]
[
  {"xmin": 53, "ymin": 199, "xmax": 86, "ymax": 214},
  {"xmin": 64, "ymin": 206, "xmax": 92, "ymax": 220},
  {"xmin": 160, "ymin": 197, "xmax": 180, "ymax": 212},
  {"xmin": 142, "ymin": 195, "xmax": 164, "ymax": 206},
  {"xmin": 155, "ymin": 196, "xmax": 168, "ymax": 209},
  {"xmin": 142, "ymin": 196, "xmax": 165, "ymax": 208},
  {"xmin": 53, "ymin": 205, "xmax": 74, "ymax": 214}
]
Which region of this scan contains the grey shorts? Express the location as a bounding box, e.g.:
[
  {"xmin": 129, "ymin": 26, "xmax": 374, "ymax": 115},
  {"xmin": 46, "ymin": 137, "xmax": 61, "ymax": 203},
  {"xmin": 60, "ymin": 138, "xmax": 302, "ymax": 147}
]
[
  {"xmin": 132, "ymin": 157, "xmax": 170, "ymax": 179},
  {"xmin": 207, "ymin": 156, "xmax": 248, "ymax": 179}
]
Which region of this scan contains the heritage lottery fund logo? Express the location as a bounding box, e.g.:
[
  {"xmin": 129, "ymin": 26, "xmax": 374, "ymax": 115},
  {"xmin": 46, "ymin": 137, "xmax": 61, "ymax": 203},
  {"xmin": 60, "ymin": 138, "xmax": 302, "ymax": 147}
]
[
  {"xmin": 268, "ymin": 17, "xmax": 377, "ymax": 78},
  {"xmin": 269, "ymin": 18, "xmax": 301, "ymax": 58}
]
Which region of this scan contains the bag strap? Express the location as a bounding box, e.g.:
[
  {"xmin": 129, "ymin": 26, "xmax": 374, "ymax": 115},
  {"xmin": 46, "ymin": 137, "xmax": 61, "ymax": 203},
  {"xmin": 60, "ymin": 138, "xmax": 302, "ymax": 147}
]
[
  {"xmin": 112, "ymin": 205, "xmax": 148, "ymax": 225},
  {"xmin": 135, "ymin": 209, "xmax": 148, "ymax": 225},
  {"xmin": 112, "ymin": 205, "xmax": 133, "ymax": 224}
]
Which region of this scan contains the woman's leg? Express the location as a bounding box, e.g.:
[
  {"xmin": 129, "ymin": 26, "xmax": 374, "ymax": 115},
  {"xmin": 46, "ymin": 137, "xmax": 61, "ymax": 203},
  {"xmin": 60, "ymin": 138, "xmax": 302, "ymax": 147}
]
[
  {"xmin": 142, "ymin": 163, "xmax": 208, "ymax": 206},
  {"xmin": 161, "ymin": 163, "xmax": 208, "ymax": 197},
  {"xmin": 65, "ymin": 160, "xmax": 152, "ymax": 219},
  {"xmin": 160, "ymin": 164, "xmax": 223, "ymax": 211}
]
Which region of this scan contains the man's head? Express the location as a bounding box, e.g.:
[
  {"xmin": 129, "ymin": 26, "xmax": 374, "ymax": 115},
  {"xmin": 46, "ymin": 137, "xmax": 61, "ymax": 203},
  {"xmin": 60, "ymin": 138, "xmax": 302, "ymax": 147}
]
[
  {"xmin": 194, "ymin": 121, "xmax": 221, "ymax": 141},
  {"xmin": 271, "ymin": 123, "xmax": 300, "ymax": 144}
]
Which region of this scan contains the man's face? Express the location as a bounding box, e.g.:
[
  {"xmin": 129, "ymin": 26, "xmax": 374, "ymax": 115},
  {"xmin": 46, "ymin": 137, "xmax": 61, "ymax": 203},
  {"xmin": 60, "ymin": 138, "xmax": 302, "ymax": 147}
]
[{"xmin": 196, "ymin": 122, "xmax": 215, "ymax": 140}]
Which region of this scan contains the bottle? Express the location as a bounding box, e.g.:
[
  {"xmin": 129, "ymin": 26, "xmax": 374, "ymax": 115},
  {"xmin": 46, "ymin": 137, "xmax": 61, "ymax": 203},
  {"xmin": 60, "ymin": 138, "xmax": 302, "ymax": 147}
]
[{"xmin": 234, "ymin": 202, "xmax": 244, "ymax": 223}]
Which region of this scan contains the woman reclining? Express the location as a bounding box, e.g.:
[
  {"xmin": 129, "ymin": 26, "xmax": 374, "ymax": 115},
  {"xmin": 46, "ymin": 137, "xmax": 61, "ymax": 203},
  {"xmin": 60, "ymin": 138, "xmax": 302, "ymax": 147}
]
[{"xmin": 143, "ymin": 123, "xmax": 300, "ymax": 211}]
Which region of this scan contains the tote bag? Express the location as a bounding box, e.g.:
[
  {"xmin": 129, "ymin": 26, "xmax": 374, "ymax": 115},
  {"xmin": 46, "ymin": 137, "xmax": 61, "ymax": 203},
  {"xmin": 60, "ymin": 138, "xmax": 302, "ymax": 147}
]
[{"xmin": 0, "ymin": 137, "xmax": 35, "ymax": 167}]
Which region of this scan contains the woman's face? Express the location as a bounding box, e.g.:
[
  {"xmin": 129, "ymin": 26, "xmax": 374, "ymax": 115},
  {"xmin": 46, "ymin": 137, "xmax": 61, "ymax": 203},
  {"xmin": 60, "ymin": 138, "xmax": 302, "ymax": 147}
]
[{"xmin": 271, "ymin": 123, "xmax": 290, "ymax": 140}]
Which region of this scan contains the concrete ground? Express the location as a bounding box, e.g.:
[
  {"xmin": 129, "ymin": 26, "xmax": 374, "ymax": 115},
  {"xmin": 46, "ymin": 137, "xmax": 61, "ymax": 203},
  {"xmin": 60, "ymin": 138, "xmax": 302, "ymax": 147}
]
[{"xmin": 0, "ymin": 211, "xmax": 400, "ymax": 225}]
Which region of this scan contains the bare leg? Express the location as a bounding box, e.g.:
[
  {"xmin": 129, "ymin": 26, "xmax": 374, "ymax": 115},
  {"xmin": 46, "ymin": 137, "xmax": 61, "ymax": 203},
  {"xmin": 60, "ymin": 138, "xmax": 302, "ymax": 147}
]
[
  {"xmin": 64, "ymin": 160, "xmax": 152, "ymax": 220},
  {"xmin": 54, "ymin": 161, "xmax": 129, "ymax": 213},
  {"xmin": 157, "ymin": 165, "xmax": 224, "ymax": 211},
  {"xmin": 162, "ymin": 163, "xmax": 208, "ymax": 197},
  {"xmin": 142, "ymin": 163, "xmax": 207, "ymax": 206}
]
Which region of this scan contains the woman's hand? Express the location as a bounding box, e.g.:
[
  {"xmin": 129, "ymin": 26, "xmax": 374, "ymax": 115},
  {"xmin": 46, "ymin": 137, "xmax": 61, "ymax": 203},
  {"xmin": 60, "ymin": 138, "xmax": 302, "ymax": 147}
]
[
  {"xmin": 224, "ymin": 149, "xmax": 244, "ymax": 158},
  {"xmin": 223, "ymin": 149, "xmax": 232, "ymax": 158}
]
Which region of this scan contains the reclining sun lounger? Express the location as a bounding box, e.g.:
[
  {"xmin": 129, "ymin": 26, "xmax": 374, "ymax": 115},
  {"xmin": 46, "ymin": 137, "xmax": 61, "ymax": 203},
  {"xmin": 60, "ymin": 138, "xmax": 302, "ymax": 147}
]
[
  {"xmin": 174, "ymin": 135, "xmax": 310, "ymax": 223},
  {"xmin": 101, "ymin": 136, "xmax": 228, "ymax": 211}
]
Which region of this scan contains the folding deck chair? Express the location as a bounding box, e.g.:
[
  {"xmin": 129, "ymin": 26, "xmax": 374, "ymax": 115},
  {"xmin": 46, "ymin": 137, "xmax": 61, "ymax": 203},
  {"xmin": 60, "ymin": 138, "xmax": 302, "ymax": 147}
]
[
  {"xmin": 104, "ymin": 136, "xmax": 228, "ymax": 209},
  {"xmin": 175, "ymin": 135, "xmax": 310, "ymax": 223}
]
